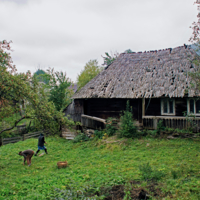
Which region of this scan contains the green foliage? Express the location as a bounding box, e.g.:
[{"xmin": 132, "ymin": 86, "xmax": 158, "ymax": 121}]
[
  {"xmin": 124, "ymin": 182, "xmax": 132, "ymax": 200},
  {"xmin": 157, "ymin": 120, "xmax": 165, "ymax": 134},
  {"xmin": 33, "ymin": 69, "xmax": 49, "ymax": 84},
  {"xmin": 102, "ymin": 52, "xmax": 119, "ymax": 66},
  {"xmin": 105, "ymin": 118, "xmax": 117, "ymax": 137},
  {"xmin": 77, "ymin": 59, "xmax": 103, "ymax": 90},
  {"xmin": 183, "ymin": 111, "xmax": 198, "ymax": 132},
  {"xmin": 144, "ymin": 129, "xmax": 157, "ymax": 137},
  {"xmin": 139, "ymin": 163, "xmax": 165, "ymax": 181},
  {"xmin": 124, "ymin": 49, "xmax": 134, "ymax": 53},
  {"xmin": 171, "ymin": 170, "xmax": 179, "ymax": 179},
  {"xmin": 94, "ymin": 130, "xmax": 104, "ymax": 139},
  {"xmin": 0, "ymin": 41, "xmax": 74, "ymax": 136},
  {"xmin": 174, "ymin": 128, "xmax": 192, "ymax": 134},
  {"xmin": 73, "ymin": 132, "xmax": 90, "ymax": 143},
  {"xmin": 165, "ymin": 127, "xmax": 174, "ymax": 134},
  {"xmin": 118, "ymin": 101, "xmax": 137, "ymax": 138},
  {"xmin": 46, "ymin": 68, "xmax": 73, "ymax": 111}
]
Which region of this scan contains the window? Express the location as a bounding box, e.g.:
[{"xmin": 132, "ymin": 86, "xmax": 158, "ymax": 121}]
[
  {"xmin": 187, "ymin": 99, "xmax": 200, "ymax": 115},
  {"xmin": 161, "ymin": 99, "xmax": 175, "ymax": 115}
]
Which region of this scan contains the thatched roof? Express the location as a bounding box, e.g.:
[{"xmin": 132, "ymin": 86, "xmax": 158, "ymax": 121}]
[{"xmin": 73, "ymin": 45, "xmax": 200, "ymax": 99}]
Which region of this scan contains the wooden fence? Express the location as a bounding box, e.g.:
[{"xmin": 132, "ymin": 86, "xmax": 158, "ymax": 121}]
[
  {"xmin": 81, "ymin": 114, "xmax": 106, "ymax": 130},
  {"xmin": 143, "ymin": 116, "xmax": 200, "ymax": 132},
  {"xmin": 0, "ymin": 130, "xmax": 49, "ymax": 146}
]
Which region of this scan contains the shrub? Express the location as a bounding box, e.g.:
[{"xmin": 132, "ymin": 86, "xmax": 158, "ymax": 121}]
[
  {"xmin": 147, "ymin": 130, "xmax": 157, "ymax": 137},
  {"xmin": 73, "ymin": 133, "xmax": 89, "ymax": 143},
  {"xmin": 118, "ymin": 101, "xmax": 137, "ymax": 138},
  {"xmin": 94, "ymin": 130, "xmax": 104, "ymax": 139},
  {"xmin": 165, "ymin": 127, "xmax": 174, "ymax": 134},
  {"xmin": 157, "ymin": 120, "xmax": 165, "ymax": 134},
  {"xmin": 105, "ymin": 117, "xmax": 117, "ymax": 136}
]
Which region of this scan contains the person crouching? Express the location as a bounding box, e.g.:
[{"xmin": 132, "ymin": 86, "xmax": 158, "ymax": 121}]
[{"xmin": 19, "ymin": 150, "xmax": 34, "ymax": 166}]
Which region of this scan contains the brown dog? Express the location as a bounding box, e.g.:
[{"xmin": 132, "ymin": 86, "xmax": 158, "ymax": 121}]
[{"xmin": 19, "ymin": 150, "xmax": 34, "ymax": 166}]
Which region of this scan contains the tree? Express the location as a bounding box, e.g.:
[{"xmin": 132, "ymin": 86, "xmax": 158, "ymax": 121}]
[
  {"xmin": 124, "ymin": 49, "xmax": 134, "ymax": 53},
  {"xmin": 33, "ymin": 68, "xmax": 74, "ymax": 111},
  {"xmin": 189, "ymin": 1, "xmax": 200, "ymax": 91},
  {"xmin": 0, "ymin": 40, "xmax": 74, "ymax": 136},
  {"xmin": 77, "ymin": 59, "xmax": 103, "ymax": 90},
  {"xmin": 45, "ymin": 68, "xmax": 73, "ymax": 111},
  {"xmin": 33, "ymin": 69, "xmax": 49, "ymax": 84},
  {"xmin": 189, "ymin": 1, "xmax": 200, "ymax": 45},
  {"xmin": 102, "ymin": 52, "xmax": 119, "ymax": 66}
]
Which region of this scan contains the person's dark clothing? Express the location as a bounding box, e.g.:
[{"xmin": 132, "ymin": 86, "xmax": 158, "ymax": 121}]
[
  {"xmin": 35, "ymin": 133, "xmax": 48, "ymax": 156},
  {"xmin": 21, "ymin": 150, "xmax": 34, "ymax": 158},
  {"xmin": 38, "ymin": 135, "xmax": 45, "ymax": 147}
]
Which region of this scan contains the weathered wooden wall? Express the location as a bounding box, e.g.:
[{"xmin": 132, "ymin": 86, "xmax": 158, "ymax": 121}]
[
  {"xmin": 86, "ymin": 98, "xmax": 142, "ymax": 121},
  {"xmin": 63, "ymin": 99, "xmax": 84, "ymax": 122},
  {"xmin": 64, "ymin": 98, "xmax": 142, "ymax": 122},
  {"xmin": 145, "ymin": 98, "xmax": 187, "ymax": 116}
]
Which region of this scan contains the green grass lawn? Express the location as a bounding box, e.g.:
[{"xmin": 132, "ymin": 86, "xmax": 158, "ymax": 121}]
[{"xmin": 0, "ymin": 136, "xmax": 200, "ymax": 199}]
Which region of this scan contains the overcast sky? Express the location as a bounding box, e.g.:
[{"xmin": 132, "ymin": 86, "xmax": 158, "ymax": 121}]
[{"xmin": 0, "ymin": 0, "xmax": 198, "ymax": 82}]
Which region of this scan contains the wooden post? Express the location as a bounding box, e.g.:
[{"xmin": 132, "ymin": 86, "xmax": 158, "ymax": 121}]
[
  {"xmin": 0, "ymin": 137, "xmax": 3, "ymax": 146},
  {"xmin": 153, "ymin": 118, "xmax": 158, "ymax": 130},
  {"xmin": 142, "ymin": 98, "xmax": 145, "ymax": 126},
  {"xmin": 142, "ymin": 98, "xmax": 145, "ymax": 117}
]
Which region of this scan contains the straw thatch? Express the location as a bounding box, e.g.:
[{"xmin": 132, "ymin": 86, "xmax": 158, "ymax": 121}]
[{"xmin": 73, "ymin": 45, "xmax": 200, "ymax": 99}]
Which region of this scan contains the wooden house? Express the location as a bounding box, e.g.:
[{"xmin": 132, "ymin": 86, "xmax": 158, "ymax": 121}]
[{"xmin": 65, "ymin": 45, "xmax": 200, "ymax": 131}]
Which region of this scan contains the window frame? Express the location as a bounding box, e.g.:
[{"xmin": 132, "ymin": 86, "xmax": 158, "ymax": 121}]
[
  {"xmin": 187, "ymin": 98, "xmax": 200, "ymax": 116},
  {"xmin": 161, "ymin": 98, "xmax": 175, "ymax": 115}
]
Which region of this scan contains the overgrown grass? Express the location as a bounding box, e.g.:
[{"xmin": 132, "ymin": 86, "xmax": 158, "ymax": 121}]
[{"xmin": 0, "ymin": 136, "xmax": 200, "ymax": 199}]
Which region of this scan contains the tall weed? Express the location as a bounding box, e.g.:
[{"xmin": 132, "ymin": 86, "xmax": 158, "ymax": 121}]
[{"xmin": 139, "ymin": 163, "xmax": 165, "ymax": 181}]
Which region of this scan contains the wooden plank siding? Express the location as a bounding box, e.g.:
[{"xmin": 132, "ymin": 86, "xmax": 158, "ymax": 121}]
[
  {"xmin": 63, "ymin": 99, "xmax": 84, "ymax": 122},
  {"xmin": 64, "ymin": 98, "xmax": 142, "ymax": 122},
  {"xmin": 145, "ymin": 98, "xmax": 187, "ymax": 117},
  {"xmin": 85, "ymin": 98, "xmax": 142, "ymax": 121}
]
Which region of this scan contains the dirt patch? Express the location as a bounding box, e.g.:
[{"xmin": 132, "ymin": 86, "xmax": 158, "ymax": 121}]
[
  {"xmin": 104, "ymin": 185, "xmax": 149, "ymax": 200},
  {"xmin": 97, "ymin": 180, "xmax": 171, "ymax": 200}
]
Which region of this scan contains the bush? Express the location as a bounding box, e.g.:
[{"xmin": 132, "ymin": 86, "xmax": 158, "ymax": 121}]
[
  {"xmin": 94, "ymin": 130, "xmax": 104, "ymax": 139},
  {"xmin": 118, "ymin": 101, "xmax": 137, "ymax": 138},
  {"xmin": 73, "ymin": 133, "xmax": 90, "ymax": 143},
  {"xmin": 105, "ymin": 118, "xmax": 117, "ymax": 136},
  {"xmin": 157, "ymin": 120, "xmax": 165, "ymax": 134}
]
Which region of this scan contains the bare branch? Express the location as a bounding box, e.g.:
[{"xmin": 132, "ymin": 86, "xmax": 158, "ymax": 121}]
[{"xmin": 0, "ymin": 116, "xmax": 32, "ymax": 135}]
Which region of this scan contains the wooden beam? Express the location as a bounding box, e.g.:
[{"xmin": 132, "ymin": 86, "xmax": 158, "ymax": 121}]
[{"xmin": 142, "ymin": 98, "xmax": 145, "ymax": 117}]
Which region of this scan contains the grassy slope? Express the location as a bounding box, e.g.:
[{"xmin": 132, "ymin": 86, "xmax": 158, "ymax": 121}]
[{"xmin": 0, "ymin": 136, "xmax": 200, "ymax": 199}]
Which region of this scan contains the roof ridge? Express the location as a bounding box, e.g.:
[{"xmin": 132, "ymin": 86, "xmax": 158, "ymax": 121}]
[{"xmin": 121, "ymin": 44, "xmax": 190, "ymax": 55}]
